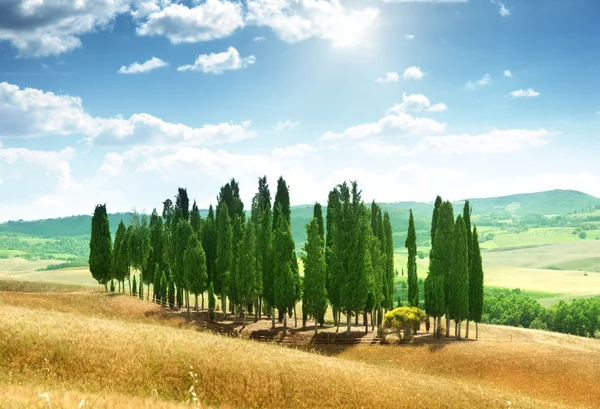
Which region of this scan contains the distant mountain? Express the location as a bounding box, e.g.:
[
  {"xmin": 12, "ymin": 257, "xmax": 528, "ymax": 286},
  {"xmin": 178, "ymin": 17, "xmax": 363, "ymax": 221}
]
[{"xmin": 0, "ymin": 190, "xmax": 597, "ymax": 250}]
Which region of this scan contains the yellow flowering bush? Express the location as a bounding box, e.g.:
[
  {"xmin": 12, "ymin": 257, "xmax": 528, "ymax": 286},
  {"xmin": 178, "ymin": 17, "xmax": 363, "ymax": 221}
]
[{"xmin": 383, "ymin": 307, "xmax": 427, "ymax": 341}]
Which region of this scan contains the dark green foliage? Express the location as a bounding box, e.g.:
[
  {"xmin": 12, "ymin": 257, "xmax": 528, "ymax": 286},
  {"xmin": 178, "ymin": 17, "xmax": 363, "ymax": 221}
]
[
  {"xmin": 229, "ymin": 214, "xmax": 243, "ymax": 309},
  {"xmin": 449, "ymin": 216, "xmax": 469, "ymax": 324},
  {"xmin": 174, "ymin": 220, "xmax": 194, "ymax": 306},
  {"xmin": 218, "ymin": 178, "xmax": 245, "ymax": 222},
  {"xmin": 184, "ymin": 234, "xmax": 208, "ymax": 303},
  {"xmin": 132, "ymin": 275, "xmax": 137, "ymax": 296},
  {"xmin": 469, "ymin": 226, "xmax": 484, "ymax": 323},
  {"xmin": 215, "ymin": 202, "xmax": 233, "ymax": 300},
  {"xmin": 202, "ymin": 205, "xmax": 217, "ymax": 285},
  {"xmin": 254, "ymin": 177, "xmax": 272, "ymax": 309},
  {"xmin": 325, "ymin": 188, "xmax": 342, "ymax": 321},
  {"xmin": 89, "ymin": 204, "xmax": 112, "ymax": 288},
  {"xmin": 273, "ymin": 176, "xmax": 291, "ymax": 229},
  {"xmin": 272, "ymin": 214, "xmax": 296, "ymax": 332},
  {"xmin": 208, "ymin": 281, "xmax": 216, "ymax": 322},
  {"xmin": 463, "ymin": 200, "xmax": 472, "ymax": 269},
  {"xmin": 383, "ymin": 212, "xmax": 394, "ymax": 310},
  {"xmin": 405, "ymin": 210, "xmax": 418, "ymax": 307},
  {"xmin": 482, "ymin": 290, "xmax": 542, "ymax": 328},
  {"xmin": 236, "ymin": 221, "xmax": 258, "ymax": 318},
  {"xmin": 190, "ymin": 201, "xmax": 202, "ymax": 234},
  {"xmin": 431, "ymin": 196, "xmax": 442, "ymax": 246},
  {"xmin": 160, "ymin": 270, "xmax": 167, "ymax": 303},
  {"xmin": 112, "ymin": 220, "xmax": 129, "ymax": 286},
  {"xmin": 313, "ymin": 202, "xmax": 324, "ymax": 242},
  {"xmin": 176, "ymin": 188, "xmax": 190, "ymax": 221},
  {"xmin": 149, "ymin": 209, "xmax": 164, "ymax": 273}
]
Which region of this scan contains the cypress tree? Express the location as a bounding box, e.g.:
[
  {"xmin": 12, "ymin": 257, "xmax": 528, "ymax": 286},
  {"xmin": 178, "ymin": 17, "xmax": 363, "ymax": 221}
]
[
  {"xmin": 167, "ymin": 272, "xmax": 175, "ymax": 308},
  {"xmin": 273, "ymin": 176, "xmax": 291, "ymax": 228},
  {"xmin": 202, "ymin": 205, "xmax": 217, "ymax": 285},
  {"xmin": 273, "ymin": 214, "xmax": 296, "ymax": 336},
  {"xmin": 254, "ymin": 176, "xmax": 272, "ymax": 323},
  {"xmin": 154, "ymin": 263, "xmax": 161, "ymax": 303},
  {"xmin": 405, "ymin": 210, "xmax": 419, "ymax": 307},
  {"xmin": 176, "ymin": 187, "xmax": 190, "ymax": 221},
  {"xmin": 313, "ymin": 202, "xmax": 324, "ymax": 242},
  {"xmin": 132, "ymin": 275, "xmax": 137, "ymax": 296},
  {"xmin": 216, "ymin": 201, "xmax": 233, "ymax": 316},
  {"xmin": 237, "ymin": 221, "xmax": 258, "ymax": 326},
  {"xmin": 463, "ymin": 200, "xmax": 473, "ymax": 337},
  {"xmin": 89, "ymin": 204, "xmax": 112, "ymax": 290},
  {"xmin": 229, "ymin": 214, "xmax": 243, "ymax": 316},
  {"xmin": 149, "ymin": 209, "xmax": 164, "ymax": 272},
  {"xmin": 208, "ymin": 281, "xmax": 216, "ymax": 322},
  {"xmin": 449, "ymin": 216, "xmax": 469, "ymax": 338},
  {"xmin": 185, "ymin": 233, "xmax": 208, "ymax": 312},
  {"xmin": 326, "ymin": 187, "xmax": 342, "ymax": 328},
  {"xmin": 160, "ymin": 270, "xmax": 167, "ymax": 305},
  {"xmin": 112, "ymin": 220, "xmax": 128, "ymax": 292},
  {"xmin": 383, "ymin": 211, "xmax": 394, "ymax": 311},
  {"xmin": 368, "ymin": 225, "xmax": 384, "ymax": 331},
  {"xmin": 175, "ymin": 220, "xmax": 194, "ymax": 310},
  {"xmin": 431, "ymin": 195, "xmax": 443, "ymax": 246},
  {"xmin": 469, "ymin": 226, "xmax": 484, "ymax": 340},
  {"xmin": 190, "ymin": 200, "xmax": 202, "ymax": 234}
]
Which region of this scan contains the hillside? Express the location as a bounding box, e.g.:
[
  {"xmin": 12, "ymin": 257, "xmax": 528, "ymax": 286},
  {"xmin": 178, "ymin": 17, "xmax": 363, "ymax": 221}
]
[
  {"xmin": 0, "ymin": 189, "xmax": 597, "ymax": 254},
  {"xmin": 2, "ymin": 286, "xmax": 600, "ymax": 408}
]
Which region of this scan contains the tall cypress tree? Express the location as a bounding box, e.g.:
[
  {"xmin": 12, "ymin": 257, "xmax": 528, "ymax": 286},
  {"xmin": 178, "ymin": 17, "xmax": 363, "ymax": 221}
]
[
  {"xmin": 190, "ymin": 200, "xmax": 202, "ymax": 234},
  {"xmin": 160, "ymin": 270, "xmax": 168, "ymax": 304},
  {"xmin": 405, "ymin": 209, "xmax": 419, "ymax": 307},
  {"xmin": 185, "ymin": 233, "xmax": 208, "ymax": 312},
  {"xmin": 463, "ymin": 200, "xmax": 473, "ymax": 336},
  {"xmin": 254, "ymin": 176, "xmax": 272, "ymax": 323},
  {"xmin": 431, "ymin": 196, "xmax": 443, "ymax": 246},
  {"xmin": 383, "ymin": 212, "xmax": 394, "ymax": 311},
  {"xmin": 112, "ymin": 220, "xmax": 128, "ymax": 292},
  {"xmin": 273, "ymin": 176, "xmax": 291, "ymax": 229},
  {"xmin": 202, "ymin": 205, "xmax": 217, "ymax": 285},
  {"xmin": 302, "ymin": 218, "xmax": 328, "ymax": 334},
  {"xmin": 313, "ymin": 202, "xmax": 324, "ymax": 242},
  {"xmin": 469, "ymin": 226, "xmax": 484, "ymax": 340},
  {"xmin": 449, "ymin": 216, "xmax": 469, "ymax": 338},
  {"xmin": 229, "ymin": 214, "xmax": 243, "ymax": 315},
  {"xmin": 273, "ymin": 214, "xmax": 296, "ymax": 336},
  {"xmin": 175, "ymin": 219, "xmax": 194, "ymax": 309},
  {"xmin": 326, "ymin": 188, "xmax": 342, "ymax": 328},
  {"xmin": 216, "ymin": 201, "xmax": 233, "ymax": 316},
  {"xmin": 149, "ymin": 209, "xmax": 164, "ymax": 277},
  {"xmin": 154, "ymin": 263, "xmax": 161, "ymax": 303},
  {"xmin": 176, "ymin": 187, "xmax": 190, "ymax": 221},
  {"xmin": 89, "ymin": 204, "xmax": 112, "ymax": 290},
  {"xmin": 237, "ymin": 220, "xmax": 258, "ymax": 326},
  {"xmin": 432, "ymin": 201, "xmax": 454, "ymax": 336}
]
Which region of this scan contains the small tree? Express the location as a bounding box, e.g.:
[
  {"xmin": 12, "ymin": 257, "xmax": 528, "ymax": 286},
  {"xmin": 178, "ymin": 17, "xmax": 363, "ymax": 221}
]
[
  {"xmin": 185, "ymin": 234, "xmax": 208, "ymax": 312},
  {"xmin": 405, "ymin": 210, "xmax": 419, "ymax": 308},
  {"xmin": 383, "ymin": 307, "xmax": 427, "ymax": 341},
  {"xmin": 89, "ymin": 204, "xmax": 112, "ymax": 290},
  {"xmin": 302, "ymin": 218, "xmax": 328, "ymax": 335},
  {"xmin": 236, "ymin": 221, "xmax": 258, "ymax": 326}
]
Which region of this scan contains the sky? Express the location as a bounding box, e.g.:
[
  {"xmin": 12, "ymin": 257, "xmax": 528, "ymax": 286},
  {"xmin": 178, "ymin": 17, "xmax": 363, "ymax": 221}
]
[{"xmin": 1, "ymin": 0, "xmax": 600, "ymax": 222}]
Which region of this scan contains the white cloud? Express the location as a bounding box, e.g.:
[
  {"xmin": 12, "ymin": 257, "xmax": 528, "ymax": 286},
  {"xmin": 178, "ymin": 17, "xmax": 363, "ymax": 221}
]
[
  {"xmin": 405, "ymin": 34, "xmax": 415, "ymax": 40},
  {"xmin": 0, "ymin": 0, "xmax": 131, "ymax": 57},
  {"xmin": 510, "ymin": 88, "xmax": 540, "ymax": 98},
  {"xmin": 403, "ymin": 66, "xmax": 425, "ymax": 80},
  {"xmin": 466, "ymin": 73, "xmax": 491, "ymax": 89},
  {"xmin": 245, "ymin": 0, "xmax": 380, "ymax": 47},
  {"xmin": 136, "ymin": 0, "xmax": 244, "ymax": 43},
  {"xmin": 503, "ymin": 70, "xmax": 512, "ymax": 78},
  {"xmin": 382, "ymin": 0, "xmax": 467, "ymax": 3},
  {"xmin": 388, "ymin": 93, "xmax": 447, "ymax": 113},
  {"xmin": 498, "ymin": 2, "xmax": 510, "ymax": 17},
  {"xmin": 118, "ymin": 57, "xmax": 168, "ymax": 74},
  {"xmin": 177, "ymin": 47, "xmax": 255, "ymax": 74},
  {"xmin": 0, "ymin": 81, "xmax": 256, "ymax": 146},
  {"xmin": 376, "ymin": 72, "xmax": 400, "ymax": 83},
  {"xmin": 253, "ymin": 36, "xmax": 266, "ymax": 42},
  {"xmin": 274, "ymin": 120, "xmax": 301, "ymax": 131}
]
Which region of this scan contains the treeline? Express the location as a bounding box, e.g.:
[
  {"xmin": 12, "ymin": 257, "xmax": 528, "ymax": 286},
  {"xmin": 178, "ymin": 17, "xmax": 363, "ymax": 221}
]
[
  {"xmin": 0, "ymin": 234, "xmax": 88, "ymax": 260},
  {"xmin": 89, "ymin": 178, "xmax": 398, "ymax": 335},
  {"xmin": 423, "ymin": 197, "xmax": 485, "ymax": 339},
  {"xmin": 483, "ymin": 290, "xmax": 600, "ymax": 338}
]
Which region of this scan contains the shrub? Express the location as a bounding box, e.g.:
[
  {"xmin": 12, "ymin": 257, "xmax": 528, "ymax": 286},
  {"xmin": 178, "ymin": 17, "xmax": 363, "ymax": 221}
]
[
  {"xmin": 594, "ymin": 330, "xmax": 600, "ymax": 340},
  {"xmin": 383, "ymin": 307, "xmax": 427, "ymax": 341}
]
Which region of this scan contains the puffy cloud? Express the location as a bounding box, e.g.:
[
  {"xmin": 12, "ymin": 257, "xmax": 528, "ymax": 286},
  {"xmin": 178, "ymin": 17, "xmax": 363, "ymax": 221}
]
[
  {"xmin": 403, "ymin": 66, "xmax": 425, "ymax": 80},
  {"xmin": 253, "ymin": 36, "xmax": 266, "ymax": 42},
  {"xmin": 245, "ymin": 0, "xmax": 380, "ymax": 47},
  {"xmin": 376, "ymin": 72, "xmax": 399, "ymax": 83},
  {"xmin": 135, "ymin": 0, "xmax": 244, "ymax": 43},
  {"xmin": 0, "ymin": 0, "xmax": 131, "ymax": 57},
  {"xmin": 498, "ymin": 2, "xmax": 510, "ymax": 17},
  {"xmin": 177, "ymin": 47, "xmax": 255, "ymax": 74},
  {"xmin": 274, "ymin": 120, "xmax": 300, "ymax": 131},
  {"xmin": 388, "ymin": 93, "xmax": 447, "ymax": 113},
  {"xmin": 510, "ymin": 88, "xmax": 540, "ymax": 98},
  {"xmin": 118, "ymin": 57, "xmax": 168, "ymax": 74},
  {"xmin": 466, "ymin": 73, "xmax": 491, "ymax": 89},
  {"xmin": 0, "ymin": 82, "xmax": 256, "ymax": 146},
  {"xmin": 504, "ymin": 70, "xmax": 512, "ymax": 78}
]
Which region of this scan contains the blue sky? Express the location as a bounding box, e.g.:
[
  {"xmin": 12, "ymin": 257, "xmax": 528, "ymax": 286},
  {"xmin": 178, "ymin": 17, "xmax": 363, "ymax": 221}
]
[{"xmin": 0, "ymin": 0, "xmax": 599, "ymax": 221}]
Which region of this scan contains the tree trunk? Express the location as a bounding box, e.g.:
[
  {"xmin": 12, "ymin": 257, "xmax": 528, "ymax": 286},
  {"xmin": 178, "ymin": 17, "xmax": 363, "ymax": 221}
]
[
  {"xmin": 465, "ymin": 320, "xmax": 470, "ymax": 339},
  {"xmin": 437, "ymin": 316, "xmax": 442, "ymax": 338},
  {"xmin": 259, "ymin": 297, "xmax": 262, "ymax": 319},
  {"xmin": 455, "ymin": 321, "xmax": 458, "ymax": 338},
  {"xmin": 271, "ymin": 307, "xmax": 275, "ymax": 329},
  {"xmin": 201, "ymin": 293, "xmax": 204, "ymax": 311},
  {"xmin": 302, "ymin": 309, "xmax": 307, "ymax": 329},
  {"xmin": 445, "ymin": 312, "xmax": 450, "ymax": 337},
  {"xmin": 104, "ymin": 283, "xmax": 108, "ymax": 292},
  {"xmin": 128, "ymin": 277, "xmax": 131, "ymax": 295},
  {"xmin": 457, "ymin": 320, "xmax": 462, "ymax": 339},
  {"xmin": 283, "ymin": 313, "xmax": 287, "ymax": 336},
  {"xmin": 294, "ymin": 304, "xmax": 297, "ymax": 328},
  {"xmin": 221, "ymin": 293, "xmax": 226, "ymax": 319},
  {"xmin": 147, "ymin": 284, "xmax": 150, "ymax": 301},
  {"xmin": 315, "ymin": 318, "xmax": 318, "ymax": 335},
  {"xmin": 333, "ymin": 307, "xmax": 338, "ymax": 327},
  {"xmin": 335, "ymin": 309, "xmax": 340, "ymax": 333},
  {"xmin": 195, "ymin": 295, "xmax": 198, "ymax": 312},
  {"xmin": 244, "ymin": 309, "xmax": 247, "ymax": 328},
  {"xmin": 254, "ymin": 299, "xmax": 259, "ymax": 323},
  {"xmin": 364, "ymin": 312, "xmax": 368, "ymax": 334},
  {"xmin": 476, "ymin": 322, "xmax": 479, "ymax": 340},
  {"xmin": 371, "ymin": 309, "xmax": 375, "ymax": 331},
  {"xmin": 346, "ymin": 310, "xmax": 351, "ymax": 335},
  {"xmin": 433, "ymin": 316, "xmax": 437, "ymax": 337}
]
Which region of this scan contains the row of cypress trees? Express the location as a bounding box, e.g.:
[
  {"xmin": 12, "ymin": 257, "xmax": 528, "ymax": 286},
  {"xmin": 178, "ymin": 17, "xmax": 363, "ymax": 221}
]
[
  {"xmin": 421, "ymin": 197, "xmax": 485, "ymax": 339},
  {"xmin": 89, "ymin": 178, "xmax": 396, "ymax": 336}
]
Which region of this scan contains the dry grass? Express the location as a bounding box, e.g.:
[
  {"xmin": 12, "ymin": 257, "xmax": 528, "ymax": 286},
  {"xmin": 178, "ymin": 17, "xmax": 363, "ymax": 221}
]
[{"xmin": 0, "ymin": 292, "xmax": 574, "ymax": 409}]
